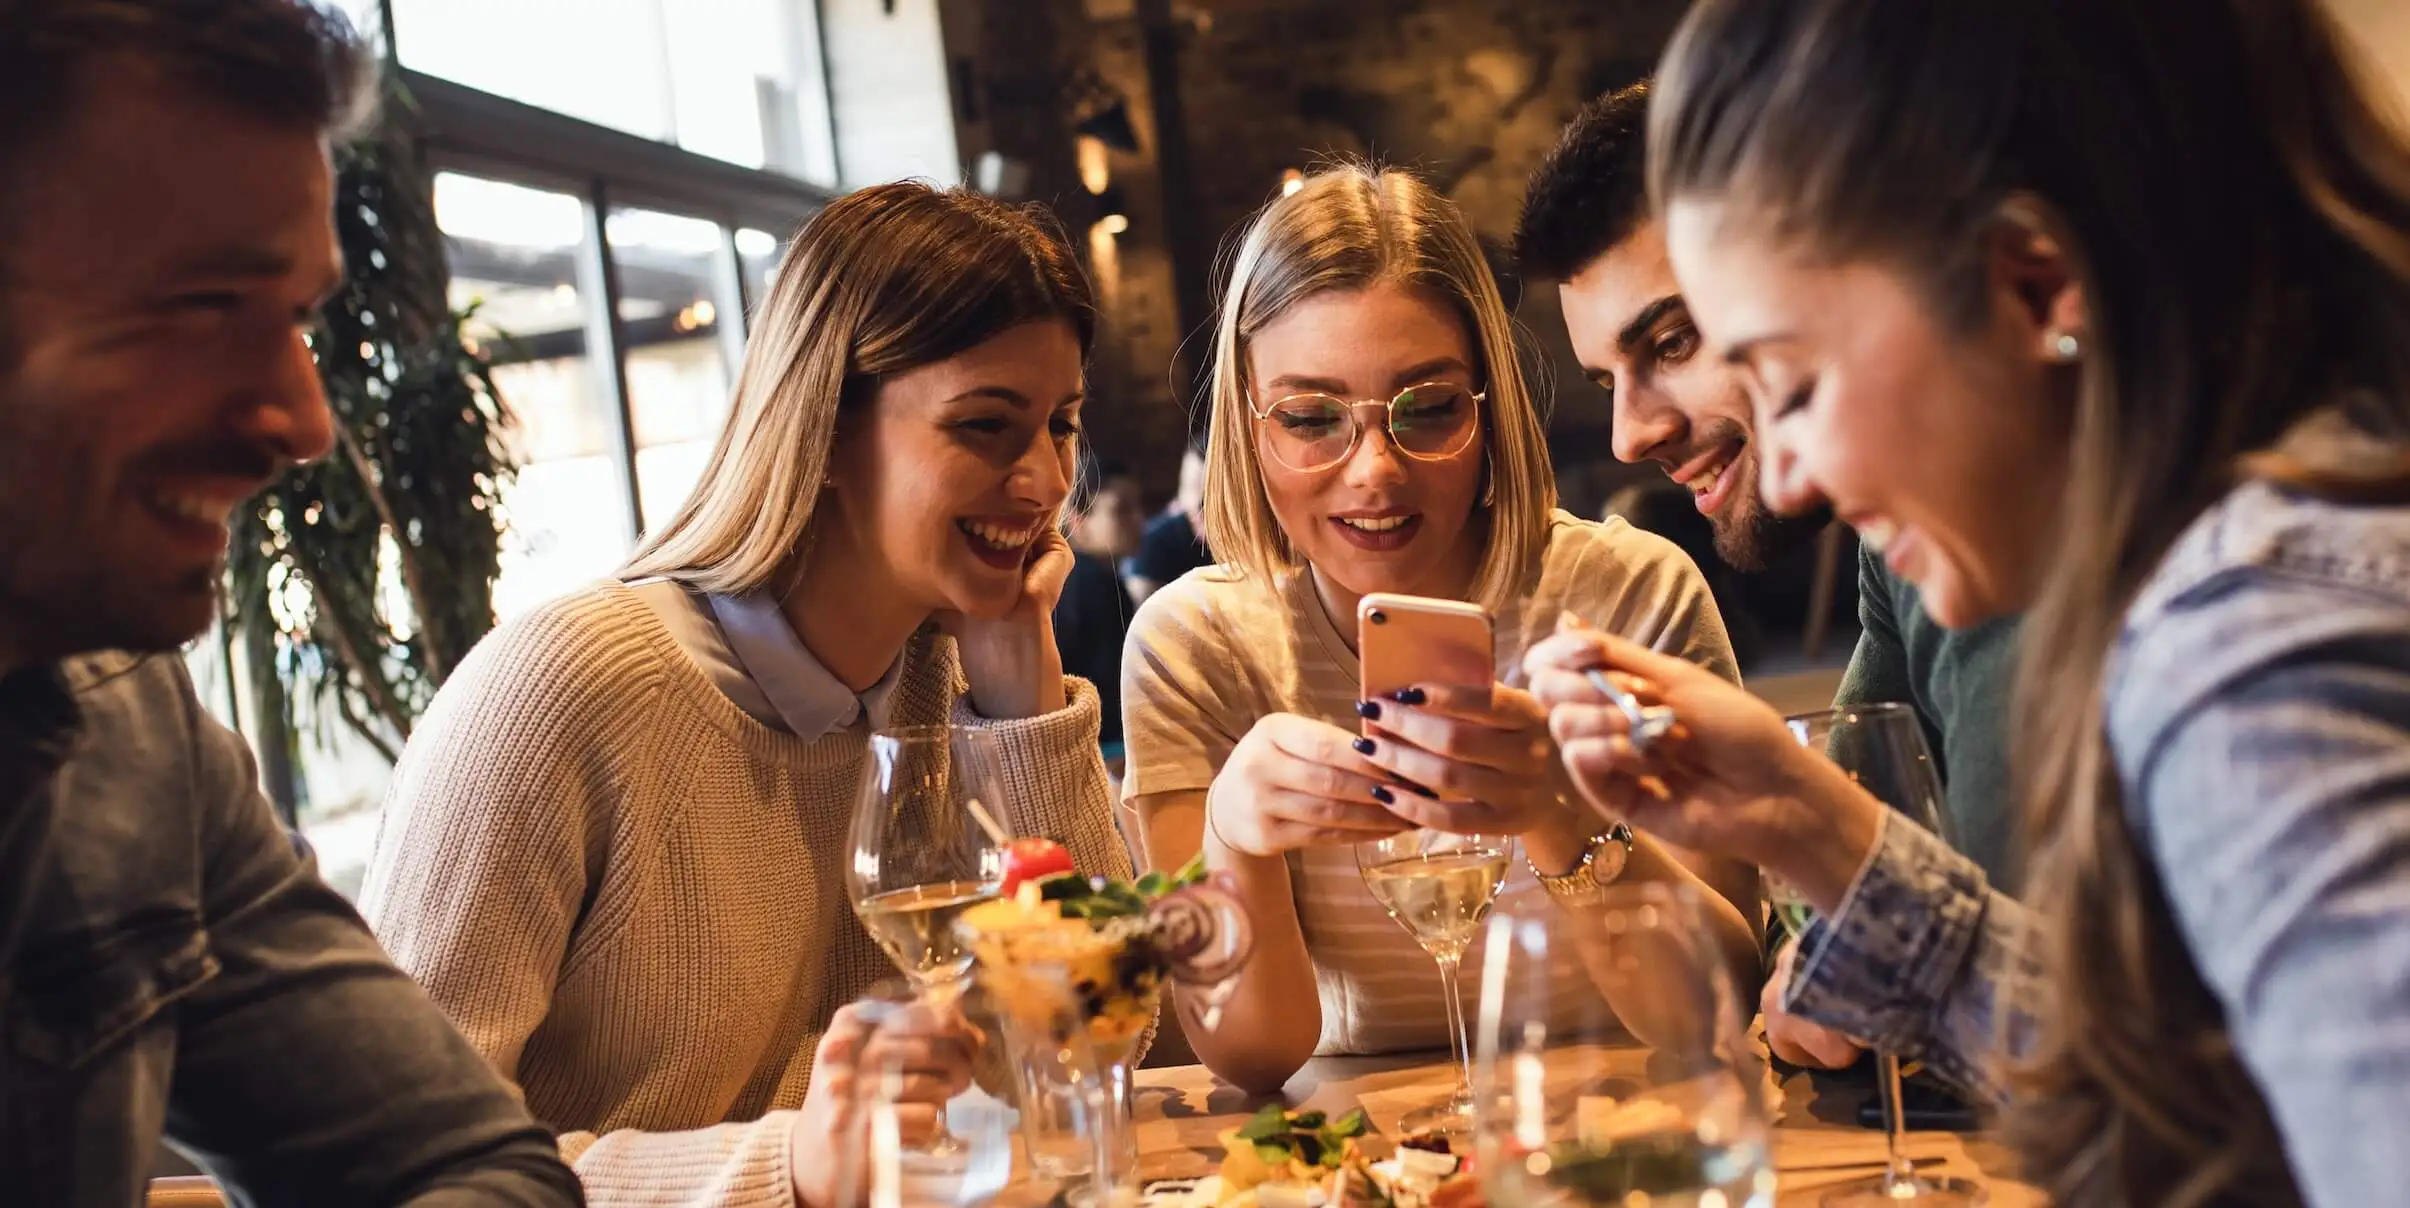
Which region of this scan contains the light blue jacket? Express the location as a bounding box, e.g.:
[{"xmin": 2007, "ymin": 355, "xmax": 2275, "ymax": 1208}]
[{"xmin": 1788, "ymin": 476, "xmax": 2410, "ymax": 1207}]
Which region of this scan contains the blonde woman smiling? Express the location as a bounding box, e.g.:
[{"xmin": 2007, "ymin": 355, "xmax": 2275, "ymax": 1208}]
[
  {"xmin": 1122, "ymin": 164, "xmax": 1762, "ymax": 1093},
  {"xmin": 361, "ymin": 183, "xmax": 1127, "ymax": 1208}
]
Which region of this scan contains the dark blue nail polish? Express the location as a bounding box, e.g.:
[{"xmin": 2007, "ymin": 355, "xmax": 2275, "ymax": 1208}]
[
  {"xmin": 1392, "ymin": 687, "xmax": 1427, "ymax": 706},
  {"xmin": 1356, "ymin": 699, "xmax": 1382, "ymax": 720},
  {"xmin": 1397, "ymin": 779, "xmax": 1438, "ymax": 798},
  {"xmin": 1371, "ymin": 786, "xmax": 1396, "ymax": 805},
  {"xmin": 1352, "ymin": 736, "xmax": 1377, "ymax": 756}
]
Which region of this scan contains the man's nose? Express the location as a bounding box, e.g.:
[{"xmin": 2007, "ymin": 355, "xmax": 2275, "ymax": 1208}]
[{"xmin": 1610, "ymin": 384, "xmax": 1686, "ymax": 466}]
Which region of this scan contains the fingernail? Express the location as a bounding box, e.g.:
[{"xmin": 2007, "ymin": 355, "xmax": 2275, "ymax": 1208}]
[
  {"xmin": 1391, "ymin": 687, "xmax": 1427, "ymax": 706},
  {"xmin": 1352, "ymin": 736, "xmax": 1377, "ymax": 756},
  {"xmin": 1371, "ymin": 786, "xmax": 1395, "ymax": 805},
  {"xmin": 1356, "ymin": 699, "xmax": 1382, "ymax": 720},
  {"xmin": 1395, "ymin": 778, "xmax": 1437, "ymax": 798}
]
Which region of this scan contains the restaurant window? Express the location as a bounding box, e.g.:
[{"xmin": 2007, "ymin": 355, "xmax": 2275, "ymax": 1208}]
[
  {"xmin": 390, "ymin": 0, "xmax": 838, "ymax": 184},
  {"xmin": 609, "ymin": 207, "xmax": 745, "ymax": 527},
  {"xmin": 435, "ymin": 171, "xmax": 638, "ymax": 621},
  {"xmin": 737, "ymin": 226, "xmax": 788, "ymax": 316}
]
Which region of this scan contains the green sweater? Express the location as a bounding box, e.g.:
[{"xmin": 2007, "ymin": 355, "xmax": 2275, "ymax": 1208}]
[{"xmin": 1831, "ymin": 546, "xmax": 2021, "ymax": 890}]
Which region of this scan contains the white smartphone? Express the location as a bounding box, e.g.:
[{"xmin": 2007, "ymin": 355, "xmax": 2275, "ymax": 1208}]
[{"xmin": 1356, "ymin": 592, "xmax": 1496, "ymax": 725}]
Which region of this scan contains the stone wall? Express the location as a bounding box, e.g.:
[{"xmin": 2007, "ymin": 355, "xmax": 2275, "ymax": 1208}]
[{"xmin": 968, "ymin": 0, "xmax": 1687, "ymax": 509}]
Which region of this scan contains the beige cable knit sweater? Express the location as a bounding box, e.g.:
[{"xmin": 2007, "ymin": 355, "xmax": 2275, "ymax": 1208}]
[{"xmin": 358, "ymin": 582, "xmax": 1125, "ymax": 1207}]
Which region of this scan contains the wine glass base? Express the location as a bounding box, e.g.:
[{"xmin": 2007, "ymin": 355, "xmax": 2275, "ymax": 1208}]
[
  {"xmin": 1395, "ymin": 1100, "xmax": 1475, "ymax": 1140},
  {"xmin": 1818, "ymin": 1173, "xmax": 1988, "ymax": 1206}
]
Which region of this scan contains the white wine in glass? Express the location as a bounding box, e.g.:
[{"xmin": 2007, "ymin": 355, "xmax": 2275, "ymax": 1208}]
[
  {"xmin": 1358, "ymin": 830, "xmax": 1510, "ymax": 1136},
  {"xmin": 846, "ymin": 725, "xmax": 1013, "ymax": 1156},
  {"xmin": 1362, "ymin": 847, "xmax": 1512, "ymax": 960},
  {"xmin": 1783, "ymin": 705, "xmax": 1987, "ymax": 1208},
  {"xmin": 856, "ymin": 879, "xmax": 997, "ymax": 985}
]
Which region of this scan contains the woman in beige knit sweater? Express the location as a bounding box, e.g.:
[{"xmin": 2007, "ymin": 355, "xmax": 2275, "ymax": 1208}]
[{"xmin": 359, "ymin": 183, "xmax": 1128, "ymax": 1208}]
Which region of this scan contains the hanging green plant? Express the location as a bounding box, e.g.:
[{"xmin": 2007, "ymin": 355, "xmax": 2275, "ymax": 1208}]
[{"xmin": 226, "ymin": 98, "xmax": 512, "ymax": 799}]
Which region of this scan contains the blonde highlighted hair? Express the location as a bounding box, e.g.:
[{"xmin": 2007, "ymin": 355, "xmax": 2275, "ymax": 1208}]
[
  {"xmin": 1198, "ymin": 162, "xmax": 1555, "ymax": 613},
  {"xmin": 621, "ymin": 181, "xmax": 1095, "ymax": 594}
]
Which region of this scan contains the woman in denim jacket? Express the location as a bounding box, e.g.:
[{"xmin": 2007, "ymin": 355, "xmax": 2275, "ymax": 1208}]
[{"xmin": 1525, "ymin": 1, "xmax": 2410, "ymax": 1205}]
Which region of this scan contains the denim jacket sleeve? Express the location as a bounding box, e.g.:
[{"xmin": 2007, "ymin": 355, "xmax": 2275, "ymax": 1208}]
[
  {"xmin": 1781, "ymin": 812, "xmax": 2041, "ymax": 1104},
  {"xmin": 157, "ymin": 661, "xmax": 584, "ymax": 1206},
  {"xmin": 2101, "ymin": 488, "xmax": 2410, "ymax": 1208},
  {"xmin": 1787, "ymin": 482, "xmax": 2410, "ymax": 1208}
]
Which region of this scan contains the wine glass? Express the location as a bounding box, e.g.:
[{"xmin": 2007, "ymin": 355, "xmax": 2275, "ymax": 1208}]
[
  {"xmin": 848, "ymin": 726, "xmax": 1013, "ymax": 1153},
  {"xmin": 831, "ymin": 978, "xmax": 1016, "ymax": 1208},
  {"xmin": 1780, "ymin": 704, "xmax": 1987, "ymax": 1207},
  {"xmin": 1357, "ymin": 828, "xmax": 1513, "ymax": 1136},
  {"xmin": 1472, "ymin": 882, "xmax": 1776, "ymax": 1208}
]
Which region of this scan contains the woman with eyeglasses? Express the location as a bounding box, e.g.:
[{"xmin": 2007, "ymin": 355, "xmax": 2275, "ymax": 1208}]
[{"xmin": 1120, "ymin": 164, "xmax": 1762, "ymax": 1093}]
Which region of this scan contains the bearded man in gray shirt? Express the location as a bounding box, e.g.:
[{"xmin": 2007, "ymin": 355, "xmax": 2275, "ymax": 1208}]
[{"xmin": 0, "ymin": 2, "xmax": 582, "ymax": 1204}]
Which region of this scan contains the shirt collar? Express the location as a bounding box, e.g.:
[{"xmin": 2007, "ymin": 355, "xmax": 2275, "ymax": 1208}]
[{"xmin": 706, "ymin": 592, "xmax": 902, "ymax": 740}]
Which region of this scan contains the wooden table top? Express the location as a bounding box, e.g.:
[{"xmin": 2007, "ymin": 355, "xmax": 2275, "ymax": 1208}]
[{"xmin": 1117, "ymin": 1047, "xmax": 2044, "ymax": 1207}]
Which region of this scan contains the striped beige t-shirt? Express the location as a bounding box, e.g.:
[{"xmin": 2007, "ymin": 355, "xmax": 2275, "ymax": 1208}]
[{"xmin": 1121, "ymin": 512, "xmax": 1740, "ymax": 1056}]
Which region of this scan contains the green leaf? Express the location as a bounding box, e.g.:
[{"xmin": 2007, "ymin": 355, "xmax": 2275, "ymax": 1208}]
[
  {"xmin": 1254, "ymin": 1141, "xmax": 1295, "ymax": 1167},
  {"xmin": 1290, "ymin": 1110, "xmax": 1326, "ymax": 1130},
  {"xmin": 1135, "ymin": 870, "xmax": 1169, "ymax": 898},
  {"xmin": 1039, "ymin": 875, "xmax": 1093, "ymax": 902},
  {"xmin": 1236, "ymin": 1104, "xmax": 1292, "ymax": 1142},
  {"xmin": 1328, "ymin": 1108, "xmax": 1369, "ymax": 1139}
]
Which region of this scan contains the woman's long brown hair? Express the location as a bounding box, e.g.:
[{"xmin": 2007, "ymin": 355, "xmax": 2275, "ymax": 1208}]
[{"xmin": 1649, "ymin": 1, "xmax": 2410, "ymax": 1202}]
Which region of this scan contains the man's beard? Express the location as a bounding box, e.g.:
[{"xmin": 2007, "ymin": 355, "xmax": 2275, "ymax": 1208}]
[{"xmin": 1710, "ymin": 490, "xmax": 1835, "ymax": 572}]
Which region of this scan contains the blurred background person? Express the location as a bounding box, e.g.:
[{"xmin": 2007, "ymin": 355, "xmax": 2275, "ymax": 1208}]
[
  {"xmin": 1057, "ymin": 450, "xmax": 1144, "ymax": 774},
  {"xmin": 1123, "ymin": 429, "xmax": 1215, "ymax": 605}
]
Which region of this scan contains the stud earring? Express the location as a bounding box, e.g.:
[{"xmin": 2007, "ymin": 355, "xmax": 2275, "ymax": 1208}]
[{"xmin": 2050, "ymin": 332, "xmax": 2082, "ymax": 361}]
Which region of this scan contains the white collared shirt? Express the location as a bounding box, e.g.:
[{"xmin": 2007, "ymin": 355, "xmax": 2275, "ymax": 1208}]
[{"xmin": 628, "ymin": 578, "xmax": 901, "ymax": 740}]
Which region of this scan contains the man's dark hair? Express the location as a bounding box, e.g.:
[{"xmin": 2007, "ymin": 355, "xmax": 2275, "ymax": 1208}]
[
  {"xmin": 1513, "ymin": 80, "xmax": 1654, "ymax": 282},
  {"xmin": 0, "ymin": 0, "xmax": 375, "ymax": 164}
]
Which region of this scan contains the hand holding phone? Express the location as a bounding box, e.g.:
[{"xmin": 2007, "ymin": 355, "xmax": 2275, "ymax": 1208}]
[{"xmin": 1350, "ymin": 595, "xmax": 1562, "ymax": 837}]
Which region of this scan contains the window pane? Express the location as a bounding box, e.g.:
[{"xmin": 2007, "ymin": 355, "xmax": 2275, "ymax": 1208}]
[
  {"xmin": 436, "ymin": 172, "xmax": 636, "ymax": 620},
  {"xmin": 736, "ymin": 226, "xmax": 787, "ymax": 320},
  {"xmin": 393, "ymin": 0, "xmax": 834, "ymax": 181},
  {"xmin": 396, "ymin": 0, "xmax": 676, "ymax": 143},
  {"xmin": 610, "ymin": 208, "xmax": 739, "ymax": 528}
]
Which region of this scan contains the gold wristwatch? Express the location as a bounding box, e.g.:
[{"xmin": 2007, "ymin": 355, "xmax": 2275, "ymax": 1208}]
[{"xmin": 1530, "ymin": 823, "xmax": 1636, "ymax": 902}]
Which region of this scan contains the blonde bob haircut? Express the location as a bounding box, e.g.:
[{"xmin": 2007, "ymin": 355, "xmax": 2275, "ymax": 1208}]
[
  {"xmin": 1198, "ymin": 162, "xmax": 1555, "ymax": 613},
  {"xmin": 622, "ymin": 181, "xmax": 1095, "ymax": 594}
]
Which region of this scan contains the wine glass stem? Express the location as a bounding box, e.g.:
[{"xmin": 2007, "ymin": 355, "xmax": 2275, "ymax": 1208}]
[
  {"xmin": 1877, "ymin": 1050, "xmax": 1916, "ymax": 1188},
  {"xmin": 1434, "ymin": 953, "xmax": 1473, "ymax": 1104}
]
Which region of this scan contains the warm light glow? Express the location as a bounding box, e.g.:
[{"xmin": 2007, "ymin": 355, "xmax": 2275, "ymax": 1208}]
[
  {"xmin": 1098, "ymin": 212, "xmax": 1130, "ymax": 236},
  {"xmin": 1281, "ymin": 167, "xmax": 1305, "ymax": 196},
  {"xmin": 1077, "ymin": 134, "xmax": 1112, "ymax": 195}
]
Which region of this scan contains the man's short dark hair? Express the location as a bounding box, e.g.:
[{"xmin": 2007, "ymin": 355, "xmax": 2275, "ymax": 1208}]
[
  {"xmin": 1514, "ymin": 80, "xmax": 1654, "ymax": 283},
  {"xmin": 0, "ymin": 0, "xmax": 375, "ymax": 165}
]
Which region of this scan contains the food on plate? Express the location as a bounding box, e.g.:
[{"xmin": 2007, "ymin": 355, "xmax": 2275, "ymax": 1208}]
[{"xmin": 1205, "ymin": 1107, "xmax": 1480, "ymax": 1208}]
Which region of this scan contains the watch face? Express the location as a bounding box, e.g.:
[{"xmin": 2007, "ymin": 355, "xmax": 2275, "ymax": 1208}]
[{"xmin": 1592, "ymin": 837, "xmax": 1630, "ymax": 883}]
